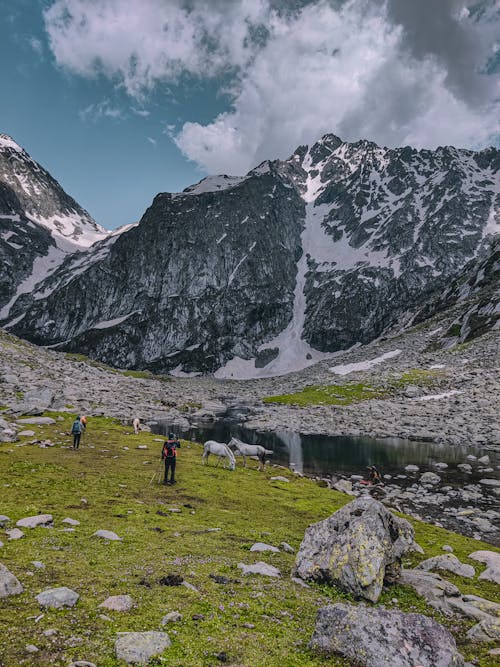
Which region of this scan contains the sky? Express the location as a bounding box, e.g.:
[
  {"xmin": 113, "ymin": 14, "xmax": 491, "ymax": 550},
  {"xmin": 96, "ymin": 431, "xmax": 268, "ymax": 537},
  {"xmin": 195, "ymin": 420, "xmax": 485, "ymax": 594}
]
[{"xmin": 1, "ymin": 0, "xmax": 499, "ymax": 230}]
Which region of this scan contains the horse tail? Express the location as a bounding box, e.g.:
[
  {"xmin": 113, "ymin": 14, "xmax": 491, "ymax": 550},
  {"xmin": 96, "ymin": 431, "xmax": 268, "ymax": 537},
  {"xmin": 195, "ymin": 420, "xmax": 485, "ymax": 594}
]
[{"xmin": 202, "ymin": 442, "xmax": 210, "ymax": 464}]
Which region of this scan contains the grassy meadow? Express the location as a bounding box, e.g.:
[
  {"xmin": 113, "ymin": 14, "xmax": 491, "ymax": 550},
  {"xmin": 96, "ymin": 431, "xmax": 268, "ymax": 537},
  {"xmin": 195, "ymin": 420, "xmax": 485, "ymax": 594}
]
[{"xmin": 0, "ymin": 413, "xmax": 498, "ymax": 666}]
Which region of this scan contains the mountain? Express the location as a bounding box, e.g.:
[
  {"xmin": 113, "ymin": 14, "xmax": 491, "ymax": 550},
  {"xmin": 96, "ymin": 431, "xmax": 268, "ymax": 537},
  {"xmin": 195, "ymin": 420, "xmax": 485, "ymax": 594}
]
[
  {"xmin": 2, "ymin": 134, "xmax": 499, "ymax": 377},
  {"xmin": 0, "ymin": 134, "xmax": 108, "ymax": 319}
]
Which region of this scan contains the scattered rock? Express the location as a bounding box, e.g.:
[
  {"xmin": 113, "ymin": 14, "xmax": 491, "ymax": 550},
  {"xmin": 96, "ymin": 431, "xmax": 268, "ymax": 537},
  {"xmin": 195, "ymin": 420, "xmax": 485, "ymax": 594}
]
[
  {"xmin": 478, "ymin": 478, "xmax": 500, "ymax": 487},
  {"xmin": 99, "ymin": 595, "xmax": 134, "ymax": 612},
  {"xmin": 115, "ymin": 631, "xmax": 171, "ymax": 665},
  {"xmin": 16, "ymin": 514, "xmax": 53, "ymax": 529},
  {"xmin": 0, "ymin": 515, "xmax": 10, "ymax": 528},
  {"xmin": 31, "ymin": 561, "xmax": 45, "ymax": 570},
  {"xmin": 18, "ymin": 430, "xmax": 36, "ymax": 436},
  {"xmin": 415, "ymin": 554, "xmax": 475, "ymax": 578},
  {"xmin": 0, "ymin": 562, "xmax": 23, "ymax": 597},
  {"xmin": 280, "ymin": 542, "xmax": 295, "ymax": 553},
  {"xmin": 468, "ymin": 550, "xmax": 500, "ymax": 584},
  {"xmin": 270, "ymin": 476, "xmax": 289, "ymax": 483},
  {"xmin": 16, "ymin": 417, "xmax": 56, "ymax": 425},
  {"xmin": 419, "ymin": 471, "xmax": 441, "ymax": 485},
  {"xmin": 68, "ymin": 662, "xmax": 97, "ymax": 667},
  {"xmin": 310, "ymin": 603, "xmax": 465, "ymax": 666},
  {"xmin": 250, "ymin": 542, "xmax": 279, "ymax": 553},
  {"xmin": 293, "ymin": 497, "xmax": 414, "ymax": 602},
  {"xmin": 36, "ymin": 587, "xmax": 79, "ymax": 609},
  {"xmin": 404, "ymin": 465, "xmax": 419, "ymax": 473},
  {"xmin": 398, "ymin": 569, "xmax": 460, "ymax": 613},
  {"xmin": 62, "ymin": 517, "xmax": 80, "ymax": 526},
  {"xmin": 25, "ymin": 644, "xmax": 39, "ymax": 653},
  {"xmin": 331, "ymin": 479, "xmax": 354, "ymax": 495},
  {"xmin": 92, "ymin": 530, "xmax": 122, "ymax": 541},
  {"xmin": 442, "ymin": 545, "xmax": 454, "ymax": 553},
  {"xmin": 457, "ymin": 463, "xmax": 472, "ymax": 473},
  {"xmin": 161, "ymin": 611, "xmax": 182, "ymax": 624},
  {"xmin": 6, "ymin": 528, "xmax": 24, "ymax": 540},
  {"xmin": 467, "ymin": 619, "xmax": 500, "ymax": 643},
  {"xmin": 238, "ymin": 562, "xmax": 281, "ymax": 578},
  {"xmin": 181, "ymin": 581, "xmax": 200, "ymax": 593}
]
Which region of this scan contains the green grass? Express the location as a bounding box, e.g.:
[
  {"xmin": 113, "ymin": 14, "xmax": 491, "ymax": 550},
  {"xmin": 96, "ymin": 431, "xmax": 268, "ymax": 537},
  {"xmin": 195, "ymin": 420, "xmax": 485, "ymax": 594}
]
[
  {"xmin": 263, "ymin": 382, "xmax": 384, "ymax": 406},
  {"xmin": 0, "ymin": 414, "xmax": 498, "ymax": 666}
]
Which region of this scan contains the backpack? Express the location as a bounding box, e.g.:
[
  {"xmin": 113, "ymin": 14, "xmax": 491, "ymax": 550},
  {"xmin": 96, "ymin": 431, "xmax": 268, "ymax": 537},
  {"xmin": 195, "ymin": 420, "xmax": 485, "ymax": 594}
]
[
  {"xmin": 71, "ymin": 420, "xmax": 82, "ymax": 434},
  {"xmin": 163, "ymin": 440, "xmax": 176, "ymax": 458}
]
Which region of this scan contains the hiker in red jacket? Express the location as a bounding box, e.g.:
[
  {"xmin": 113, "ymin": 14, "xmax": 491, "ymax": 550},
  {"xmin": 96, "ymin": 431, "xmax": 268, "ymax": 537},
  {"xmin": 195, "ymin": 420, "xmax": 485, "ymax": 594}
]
[{"xmin": 161, "ymin": 433, "xmax": 181, "ymax": 485}]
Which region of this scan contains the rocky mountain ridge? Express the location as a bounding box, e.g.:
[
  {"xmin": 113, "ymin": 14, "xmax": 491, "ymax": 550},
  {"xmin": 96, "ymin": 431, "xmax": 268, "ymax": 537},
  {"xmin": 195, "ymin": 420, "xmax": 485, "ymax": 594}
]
[{"xmin": 1, "ymin": 133, "xmax": 498, "ymax": 377}]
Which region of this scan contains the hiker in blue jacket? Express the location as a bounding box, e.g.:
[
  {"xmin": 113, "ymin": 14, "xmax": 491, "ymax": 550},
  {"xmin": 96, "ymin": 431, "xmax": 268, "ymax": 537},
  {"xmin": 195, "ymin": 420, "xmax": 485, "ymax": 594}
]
[{"xmin": 71, "ymin": 416, "xmax": 83, "ymax": 449}]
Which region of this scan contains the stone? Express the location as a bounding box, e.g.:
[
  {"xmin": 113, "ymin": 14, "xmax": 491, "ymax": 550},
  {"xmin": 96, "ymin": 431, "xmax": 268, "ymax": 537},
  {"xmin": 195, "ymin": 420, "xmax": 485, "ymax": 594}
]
[
  {"xmin": 415, "ymin": 554, "xmax": 475, "ymax": 579},
  {"xmin": 36, "ymin": 587, "xmax": 79, "ymax": 609},
  {"xmin": 6, "ymin": 528, "xmax": 24, "ymax": 540},
  {"xmin": 477, "ymin": 455, "xmax": 490, "ymax": 465},
  {"xmin": 250, "ymin": 542, "xmax": 279, "ymax": 553},
  {"xmin": 331, "ymin": 479, "xmax": 354, "ymax": 495},
  {"xmin": 398, "ymin": 569, "xmax": 460, "ymax": 613},
  {"xmin": 0, "ymin": 562, "xmax": 23, "ymax": 597},
  {"xmin": 478, "ymin": 478, "xmax": 500, "ymax": 487},
  {"xmin": 293, "ymin": 497, "xmax": 414, "ymax": 602},
  {"xmin": 468, "ymin": 551, "xmax": 500, "ymax": 584},
  {"xmin": 0, "ymin": 515, "xmax": 10, "ymax": 528},
  {"xmin": 62, "ymin": 517, "xmax": 80, "ymax": 526},
  {"xmin": 404, "ymin": 465, "xmax": 419, "ymax": 472},
  {"xmin": 238, "ymin": 562, "xmax": 281, "ymax": 578},
  {"xmin": 419, "ymin": 471, "xmax": 441, "ymax": 485},
  {"xmin": 310, "ymin": 603, "xmax": 465, "ymax": 666},
  {"xmin": 270, "ymin": 476, "xmax": 289, "ymax": 482},
  {"xmin": 16, "ymin": 417, "xmax": 56, "ymax": 425},
  {"xmin": 16, "ymin": 514, "xmax": 53, "ymax": 529},
  {"xmin": 404, "ymin": 385, "xmax": 423, "ymax": 398},
  {"xmin": 25, "ymin": 644, "xmax": 39, "ymax": 653},
  {"xmin": 467, "ymin": 619, "xmax": 500, "ymax": 643},
  {"xmin": 31, "ymin": 561, "xmax": 45, "ymax": 569},
  {"xmin": 99, "ymin": 595, "xmax": 134, "ymax": 611},
  {"xmin": 161, "ymin": 611, "xmax": 182, "ymax": 624},
  {"xmin": 442, "ymin": 545, "xmax": 454, "ymax": 553},
  {"xmin": 115, "ymin": 631, "xmax": 171, "ymax": 664},
  {"xmin": 447, "ymin": 594, "xmax": 500, "ymax": 623},
  {"xmin": 18, "ymin": 430, "xmax": 36, "ymax": 436},
  {"xmin": 457, "ymin": 463, "xmax": 472, "ymax": 473},
  {"xmin": 92, "ymin": 529, "xmax": 122, "ymax": 541},
  {"xmin": 68, "ymin": 662, "xmax": 97, "ymax": 667},
  {"xmin": 434, "ymin": 462, "xmax": 449, "ymax": 470},
  {"xmin": 280, "ymin": 542, "xmax": 295, "ymax": 553}
]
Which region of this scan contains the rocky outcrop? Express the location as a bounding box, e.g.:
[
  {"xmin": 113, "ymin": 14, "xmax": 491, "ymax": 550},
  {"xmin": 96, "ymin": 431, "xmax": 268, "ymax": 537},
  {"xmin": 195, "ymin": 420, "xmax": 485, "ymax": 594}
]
[
  {"xmin": 310, "ymin": 603, "xmax": 465, "ymax": 666},
  {"xmin": 293, "ymin": 497, "xmax": 414, "ymax": 601},
  {"xmin": 4, "ymin": 134, "xmax": 498, "ymax": 375}
]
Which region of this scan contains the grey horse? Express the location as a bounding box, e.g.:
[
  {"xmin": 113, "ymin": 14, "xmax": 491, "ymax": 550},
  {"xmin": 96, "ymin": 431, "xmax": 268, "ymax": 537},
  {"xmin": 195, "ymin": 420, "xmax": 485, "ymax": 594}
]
[{"xmin": 228, "ymin": 437, "xmax": 272, "ymax": 471}]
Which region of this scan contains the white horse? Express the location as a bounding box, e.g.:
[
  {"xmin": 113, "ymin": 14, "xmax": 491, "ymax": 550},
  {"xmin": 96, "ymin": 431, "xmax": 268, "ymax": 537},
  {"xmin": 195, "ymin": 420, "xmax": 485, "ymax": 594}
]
[
  {"xmin": 228, "ymin": 437, "xmax": 272, "ymax": 471},
  {"xmin": 202, "ymin": 440, "xmax": 236, "ymax": 471},
  {"xmin": 133, "ymin": 417, "xmax": 140, "ymax": 434}
]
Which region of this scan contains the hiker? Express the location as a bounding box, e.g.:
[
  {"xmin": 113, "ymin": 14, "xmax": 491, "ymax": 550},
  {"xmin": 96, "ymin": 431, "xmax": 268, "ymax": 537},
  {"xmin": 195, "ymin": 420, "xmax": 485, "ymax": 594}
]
[
  {"xmin": 71, "ymin": 416, "xmax": 83, "ymax": 449},
  {"xmin": 133, "ymin": 417, "xmax": 140, "ymax": 434},
  {"xmin": 161, "ymin": 432, "xmax": 181, "ymax": 485},
  {"xmin": 80, "ymin": 415, "xmax": 87, "ymax": 430},
  {"xmin": 367, "ymin": 465, "xmax": 383, "ymax": 485}
]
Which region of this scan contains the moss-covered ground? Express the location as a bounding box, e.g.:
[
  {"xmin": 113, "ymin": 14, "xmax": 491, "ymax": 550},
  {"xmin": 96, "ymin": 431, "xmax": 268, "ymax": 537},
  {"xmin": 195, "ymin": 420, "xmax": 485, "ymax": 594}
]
[
  {"xmin": 263, "ymin": 368, "xmax": 444, "ymax": 406},
  {"xmin": 0, "ymin": 414, "xmax": 498, "ymax": 666}
]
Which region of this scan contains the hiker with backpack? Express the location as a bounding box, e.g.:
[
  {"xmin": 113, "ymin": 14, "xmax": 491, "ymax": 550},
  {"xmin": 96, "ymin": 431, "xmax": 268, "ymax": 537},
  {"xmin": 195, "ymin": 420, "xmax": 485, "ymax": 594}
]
[
  {"xmin": 71, "ymin": 416, "xmax": 83, "ymax": 449},
  {"xmin": 161, "ymin": 432, "xmax": 181, "ymax": 485}
]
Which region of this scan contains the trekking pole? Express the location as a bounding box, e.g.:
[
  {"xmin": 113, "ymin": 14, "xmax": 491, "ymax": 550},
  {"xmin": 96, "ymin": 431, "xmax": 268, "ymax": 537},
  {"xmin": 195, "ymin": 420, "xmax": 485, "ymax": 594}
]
[{"xmin": 149, "ymin": 461, "xmax": 163, "ymax": 486}]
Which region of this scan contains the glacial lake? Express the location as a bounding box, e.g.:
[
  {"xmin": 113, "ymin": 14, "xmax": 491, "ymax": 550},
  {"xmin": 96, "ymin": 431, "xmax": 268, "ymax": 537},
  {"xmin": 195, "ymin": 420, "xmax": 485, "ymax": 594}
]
[{"xmin": 150, "ymin": 417, "xmax": 499, "ymax": 483}]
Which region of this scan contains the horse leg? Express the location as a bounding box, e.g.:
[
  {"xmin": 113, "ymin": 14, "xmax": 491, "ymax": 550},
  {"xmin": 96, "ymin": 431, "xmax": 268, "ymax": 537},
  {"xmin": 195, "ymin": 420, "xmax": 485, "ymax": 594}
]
[
  {"xmin": 242, "ymin": 455, "xmax": 247, "ymax": 468},
  {"xmin": 215, "ymin": 456, "xmax": 221, "ymax": 468}
]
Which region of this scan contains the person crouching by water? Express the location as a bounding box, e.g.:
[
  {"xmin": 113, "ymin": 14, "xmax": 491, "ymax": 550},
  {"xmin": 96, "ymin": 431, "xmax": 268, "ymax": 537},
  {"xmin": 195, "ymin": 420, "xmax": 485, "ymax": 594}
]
[
  {"xmin": 71, "ymin": 416, "xmax": 83, "ymax": 449},
  {"xmin": 162, "ymin": 433, "xmax": 181, "ymax": 485},
  {"xmin": 367, "ymin": 465, "xmax": 383, "ymax": 485}
]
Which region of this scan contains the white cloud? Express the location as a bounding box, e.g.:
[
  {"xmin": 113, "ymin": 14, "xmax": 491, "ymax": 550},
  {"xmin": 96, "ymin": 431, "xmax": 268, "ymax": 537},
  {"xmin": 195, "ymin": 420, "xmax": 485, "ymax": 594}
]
[
  {"xmin": 79, "ymin": 99, "xmax": 123, "ymax": 121},
  {"xmin": 147, "ymin": 136, "xmax": 157, "ymax": 147},
  {"xmin": 44, "ymin": 0, "xmax": 500, "ymax": 175}
]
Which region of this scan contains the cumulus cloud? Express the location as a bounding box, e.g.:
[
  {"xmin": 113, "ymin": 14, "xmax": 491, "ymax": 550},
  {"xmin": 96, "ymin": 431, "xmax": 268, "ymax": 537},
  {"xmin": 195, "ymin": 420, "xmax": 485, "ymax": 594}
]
[{"xmin": 44, "ymin": 0, "xmax": 500, "ymax": 174}]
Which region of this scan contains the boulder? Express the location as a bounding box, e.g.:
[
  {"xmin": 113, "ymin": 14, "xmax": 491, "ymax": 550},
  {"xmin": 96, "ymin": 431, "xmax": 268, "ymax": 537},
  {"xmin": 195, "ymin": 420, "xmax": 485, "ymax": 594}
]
[
  {"xmin": 115, "ymin": 631, "xmax": 171, "ymax": 664},
  {"xmin": 331, "ymin": 479, "xmax": 354, "ymax": 495},
  {"xmin": 99, "ymin": 595, "xmax": 134, "ymax": 612},
  {"xmin": 16, "ymin": 417, "xmax": 56, "ymax": 425},
  {"xmin": 399, "ymin": 569, "xmax": 460, "ymax": 613},
  {"xmin": 62, "ymin": 517, "xmax": 80, "ymax": 526},
  {"xmin": 310, "ymin": 603, "xmax": 465, "ymax": 666},
  {"xmin": 467, "ymin": 619, "xmax": 500, "ymax": 643},
  {"xmin": 293, "ymin": 497, "xmax": 414, "ymax": 602},
  {"xmin": 6, "ymin": 528, "xmax": 24, "ymax": 540},
  {"xmin": 270, "ymin": 476, "xmax": 289, "ymax": 483},
  {"xmin": 250, "ymin": 542, "xmax": 279, "ymax": 553},
  {"xmin": 36, "ymin": 586, "xmax": 79, "ymax": 609},
  {"xmin": 420, "ymin": 472, "xmax": 441, "ymax": 485},
  {"xmin": 16, "ymin": 514, "xmax": 53, "ymax": 529},
  {"xmin": 0, "ymin": 563, "xmax": 23, "ymax": 597},
  {"xmin": 447, "ymin": 594, "xmax": 500, "ymax": 623},
  {"xmin": 468, "ymin": 550, "xmax": 500, "ymax": 584},
  {"xmin": 415, "ymin": 554, "xmax": 475, "ymax": 578},
  {"xmin": 238, "ymin": 562, "xmax": 281, "ymax": 578},
  {"xmin": 161, "ymin": 611, "xmax": 182, "ymax": 624},
  {"xmin": 92, "ymin": 530, "xmax": 122, "ymax": 541},
  {"xmin": 0, "ymin": 515, "xmax": 10, "ymax": 528}
]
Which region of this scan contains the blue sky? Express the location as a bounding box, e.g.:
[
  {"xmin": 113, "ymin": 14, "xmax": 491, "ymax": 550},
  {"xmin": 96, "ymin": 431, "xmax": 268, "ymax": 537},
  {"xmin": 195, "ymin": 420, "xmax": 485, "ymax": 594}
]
[{"xmin": 1, "ymin": 0, "xmax": 498, "ymax": 230}]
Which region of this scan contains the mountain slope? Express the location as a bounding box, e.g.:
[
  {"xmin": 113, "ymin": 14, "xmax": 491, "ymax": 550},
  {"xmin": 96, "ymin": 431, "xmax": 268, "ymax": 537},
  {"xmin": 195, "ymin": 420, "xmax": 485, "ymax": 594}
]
[
  {"xmin": 4, "ymin": 134, "xmax": 499, "ymax": 376},
  {"xmin": 0, "ymin": 134, "xmax": 109, "ymax": 318}
]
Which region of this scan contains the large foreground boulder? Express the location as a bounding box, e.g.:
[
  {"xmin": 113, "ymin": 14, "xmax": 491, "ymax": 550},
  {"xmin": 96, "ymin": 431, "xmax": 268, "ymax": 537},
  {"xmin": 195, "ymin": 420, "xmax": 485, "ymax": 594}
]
[
  {"xmin": 310, "ymin": 603, "xmax": 465, "ymax": 666},
  {"xmin": 293, "ymin": 497, "xmax": 414, "ymax": 601}
]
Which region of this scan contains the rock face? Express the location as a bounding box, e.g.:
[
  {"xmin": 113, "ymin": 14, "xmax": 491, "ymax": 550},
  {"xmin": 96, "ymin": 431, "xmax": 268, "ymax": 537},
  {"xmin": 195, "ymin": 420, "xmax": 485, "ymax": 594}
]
[
  {"xmin": 4, "ymin": 133, "xmax": 498, "ymax": 376},
  {"xmin": 310, "ymin": 603, "xmax": 465, "ymax": 666},
  {"xmin": 293, "ymin": 497, "xmax": 414, "ymax": 602},
  {"xmin": 0, "ymin": 562, "xmax": 23, "ymax": 597},
  {"xmin": 114, "ymin": 631, "xmax": 171, "ymax": 665},
  {"xmin": 0, "ymin": 134, "xmax": 108, "ymax": 320}
]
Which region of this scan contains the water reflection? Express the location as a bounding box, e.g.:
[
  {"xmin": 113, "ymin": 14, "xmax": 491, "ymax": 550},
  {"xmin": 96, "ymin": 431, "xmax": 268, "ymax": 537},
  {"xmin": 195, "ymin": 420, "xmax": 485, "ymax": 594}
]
[{"xmin": 150, "ymin": 418, "xmax": 498, "ymax": 480}]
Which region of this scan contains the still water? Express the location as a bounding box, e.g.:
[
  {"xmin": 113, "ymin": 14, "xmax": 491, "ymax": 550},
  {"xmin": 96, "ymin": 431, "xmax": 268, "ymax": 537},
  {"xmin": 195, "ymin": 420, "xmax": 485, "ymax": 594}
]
[{"xmin": 150, "ymin": 417, "xmax": 498, "ymax": 481}]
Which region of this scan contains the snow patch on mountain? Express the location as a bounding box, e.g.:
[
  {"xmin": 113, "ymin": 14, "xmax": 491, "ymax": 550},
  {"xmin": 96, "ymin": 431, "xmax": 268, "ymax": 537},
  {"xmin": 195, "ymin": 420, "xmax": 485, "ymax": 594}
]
[{"xmin": 329, "ymin": 350, "xmax": 402, "ymax": 375}]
